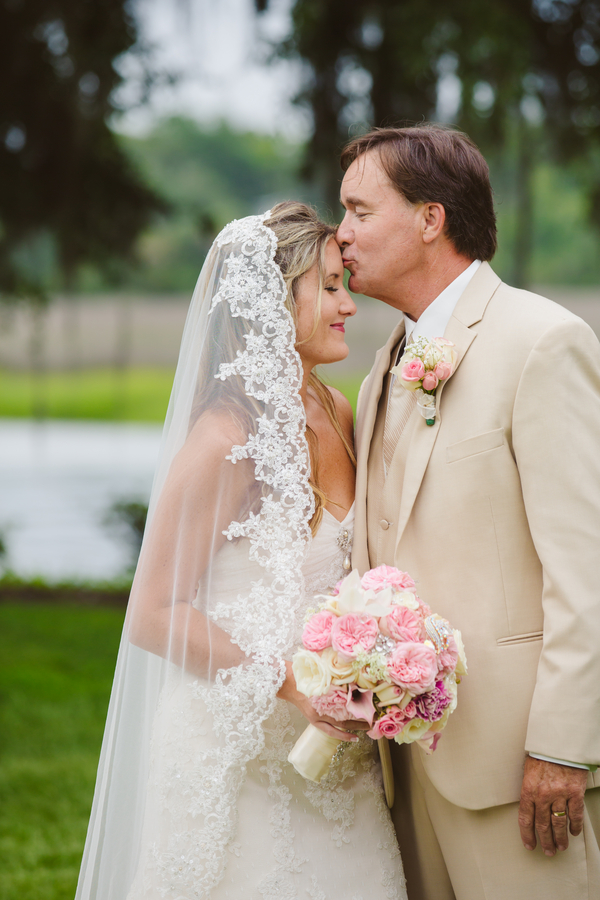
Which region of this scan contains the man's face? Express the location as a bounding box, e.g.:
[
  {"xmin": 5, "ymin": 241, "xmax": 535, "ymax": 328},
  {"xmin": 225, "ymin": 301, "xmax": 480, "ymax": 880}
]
[{"xmin": 337, "ymin": 150, "xmax": 425, "ymax": 307}]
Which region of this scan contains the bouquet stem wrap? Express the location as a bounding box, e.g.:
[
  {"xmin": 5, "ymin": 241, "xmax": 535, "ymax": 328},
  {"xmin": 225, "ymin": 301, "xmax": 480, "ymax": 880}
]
[{"xmin": 287, "ymin": 724, "xmax": 342, "ymax": 782}]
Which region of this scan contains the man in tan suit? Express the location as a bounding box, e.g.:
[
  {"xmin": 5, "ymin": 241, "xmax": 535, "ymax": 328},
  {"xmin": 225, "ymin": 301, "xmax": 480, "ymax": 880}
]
[{"xmin": 337, "ymin": 125, "xmax": 600, "ymax": 899}]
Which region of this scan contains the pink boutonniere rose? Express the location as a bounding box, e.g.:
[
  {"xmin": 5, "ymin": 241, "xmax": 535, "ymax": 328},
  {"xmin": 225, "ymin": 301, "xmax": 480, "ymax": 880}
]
[{"xmin": 390, "ymin": 335, "xmax": 458, "ymax": 426}]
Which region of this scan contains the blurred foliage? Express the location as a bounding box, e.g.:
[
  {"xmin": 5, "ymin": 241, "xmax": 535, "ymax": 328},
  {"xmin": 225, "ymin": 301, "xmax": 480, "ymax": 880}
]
[
  {"xmin": 102, "ymin": 499, "xmax": 148, "ymax": 572},
  {"xmin": 0, "ymin": 602, "xmax": 124, "ymax": 900},
  {"xmin": 83, "ymin": 117, "xmax": 309, "ymax": 291},
  {"xmin": 257, "ymin": 0, "xmax": 600, "ymax": 285},
  {"xmin": 0, "ymin": 367, "xmax": 174, "ymax": 420},
  {"xmin": 0, "ymin": 0, "xmax": 167, "ymax": 304}
]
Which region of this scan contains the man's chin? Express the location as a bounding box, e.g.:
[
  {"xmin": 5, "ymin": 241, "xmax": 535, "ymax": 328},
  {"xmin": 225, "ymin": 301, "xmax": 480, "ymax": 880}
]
[{"xmin": 347, "ymin": 272, "xmax": 363, "ymax": 295}]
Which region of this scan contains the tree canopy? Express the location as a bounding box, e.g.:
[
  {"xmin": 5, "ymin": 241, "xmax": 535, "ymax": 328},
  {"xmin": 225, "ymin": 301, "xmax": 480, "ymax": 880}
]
[
  {"xmin": 257, "ymin": 0, "xmax": 600, "ymax": 229},
  {"xmin": 0, "ymin": 0, "xmax": 166, "ymax": 302}
]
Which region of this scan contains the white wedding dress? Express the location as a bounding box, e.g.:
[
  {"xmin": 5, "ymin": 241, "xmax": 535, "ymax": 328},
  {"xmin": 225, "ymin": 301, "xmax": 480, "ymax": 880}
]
[{"xmin": 127, "ymin": 504, "xmax": 407, "ymax": 900}]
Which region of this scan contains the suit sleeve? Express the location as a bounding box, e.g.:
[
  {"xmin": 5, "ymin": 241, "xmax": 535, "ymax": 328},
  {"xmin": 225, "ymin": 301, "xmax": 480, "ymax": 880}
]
[{"xmin": 511, "ymin": 316, "xmax": 600, "ymax": 765}]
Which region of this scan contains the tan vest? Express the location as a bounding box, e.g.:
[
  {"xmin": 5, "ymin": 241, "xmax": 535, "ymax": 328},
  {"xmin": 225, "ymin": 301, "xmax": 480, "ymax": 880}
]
[{"xmin": 366, "ymin": 352, "xmax": 418, "ymax": 568}]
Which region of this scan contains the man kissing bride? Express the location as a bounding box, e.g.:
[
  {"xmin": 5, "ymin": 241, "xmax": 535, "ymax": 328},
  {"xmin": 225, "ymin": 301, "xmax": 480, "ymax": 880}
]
[{"xmin": 76, "ymin": 125, "xmax": 600, "ymax": 900}]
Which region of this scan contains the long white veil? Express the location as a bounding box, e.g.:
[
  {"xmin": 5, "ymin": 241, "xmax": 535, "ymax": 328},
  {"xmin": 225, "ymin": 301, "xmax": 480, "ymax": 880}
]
[{"xmin": 76, "ymin": 212, "xmax": 315, "ymax": 898}]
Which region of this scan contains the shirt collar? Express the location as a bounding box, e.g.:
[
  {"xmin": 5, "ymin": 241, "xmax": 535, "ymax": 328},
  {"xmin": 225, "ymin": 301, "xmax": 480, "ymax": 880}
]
[{"xmin": 403, "ymin": 259, "xmax": 481, "ymax": 343}]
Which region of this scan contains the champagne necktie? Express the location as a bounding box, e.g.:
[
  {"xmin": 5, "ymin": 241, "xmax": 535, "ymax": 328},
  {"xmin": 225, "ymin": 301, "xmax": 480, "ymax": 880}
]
[{"xmin": 382, "ymin": 337, "xmax": 417, "ymax": 474}]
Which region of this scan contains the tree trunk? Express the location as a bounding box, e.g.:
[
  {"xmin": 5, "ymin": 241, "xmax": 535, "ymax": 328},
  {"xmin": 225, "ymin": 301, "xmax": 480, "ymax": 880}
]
[{"xmin": 30, "ymin": 301, "xmax": 47, "ymax": 420}]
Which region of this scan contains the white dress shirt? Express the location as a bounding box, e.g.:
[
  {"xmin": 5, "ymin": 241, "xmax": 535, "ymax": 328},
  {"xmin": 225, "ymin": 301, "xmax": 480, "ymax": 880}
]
[{"xmin": 402, "ymin": 259, "xmax": 481, "ymax": 342}]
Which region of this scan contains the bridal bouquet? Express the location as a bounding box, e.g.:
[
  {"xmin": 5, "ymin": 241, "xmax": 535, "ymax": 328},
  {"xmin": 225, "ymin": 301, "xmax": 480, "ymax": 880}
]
[
  {"xmin": 390, "ymin": 336, "xmax": 458, "ymax": 425},
  {"xmin": 288, "ymin": 566, "xmax": 467, "ymax": 786}
]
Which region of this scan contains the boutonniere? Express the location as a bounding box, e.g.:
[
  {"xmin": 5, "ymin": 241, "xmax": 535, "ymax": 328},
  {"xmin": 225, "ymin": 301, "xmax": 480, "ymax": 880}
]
[{"xmin": 390, "ymin": 336, "xmax": 458, "ymax": 425}]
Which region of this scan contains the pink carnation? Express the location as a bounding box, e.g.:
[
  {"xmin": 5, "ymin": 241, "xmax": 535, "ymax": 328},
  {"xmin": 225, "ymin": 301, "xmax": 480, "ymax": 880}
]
[
  {"xmin": 413, "ymin": 681, "xmax": 453, "ymax": 722},
  {"xmin": 387, "ymin": 642, "xmax": 438, "ymax": 695},
  {"xmin": 437, "ymin": 636, "xmax": 459, "ymax": 674},
  {"xmin": 367, "ymin": 705, "xmax": 408, "ymax": 740},
  {"xmin": 380, "ymin": 605, "xmax": 422, "ymax": 643},
  {"xmin": 310, "ymin": 687, "xmax": 349, "ymax": 722},
  {"xmin": 361, "ymin": 565, "xmax": 416, "ymax": 593},
  {"xmin": 401, "ymin": 359, "xmax": 424, "ymax": 382},
  {"xmin": 302, "ymin": 610, "xmax": 336, "ymax": 651},
  {"xmin": 331, "ymin": 613, "xmax": 378, "ymax": 658},
  {"xmin": 422, "ymin": 371, "xmax": 439, "ymax": 391}
]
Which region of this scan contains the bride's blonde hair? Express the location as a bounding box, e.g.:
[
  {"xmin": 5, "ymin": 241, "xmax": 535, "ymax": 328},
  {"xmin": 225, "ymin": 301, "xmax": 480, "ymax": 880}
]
[{"xmin": 193, "ymin": 201, "xmax": 356, "ymax": 534}]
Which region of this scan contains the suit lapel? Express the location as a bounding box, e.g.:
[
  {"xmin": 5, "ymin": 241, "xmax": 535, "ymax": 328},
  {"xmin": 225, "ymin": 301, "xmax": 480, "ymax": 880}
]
[
  {"xmin": 394, "ymin": 263, "xmax": 502, "ymax": 546},
  {"xmin": 353, "ymin": 319, "xmax": 405, "ymax": 572}
]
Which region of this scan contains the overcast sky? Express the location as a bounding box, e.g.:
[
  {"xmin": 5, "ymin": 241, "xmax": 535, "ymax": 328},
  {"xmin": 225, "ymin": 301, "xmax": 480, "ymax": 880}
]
[{"xmin": 118, "ymin": 0, "xmax": 309, "ymax": 138}]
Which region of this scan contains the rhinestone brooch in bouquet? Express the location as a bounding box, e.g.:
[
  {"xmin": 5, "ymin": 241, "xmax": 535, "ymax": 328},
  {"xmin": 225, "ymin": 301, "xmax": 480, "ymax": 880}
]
[{"xmin": 288, "ymin": 566, "xmax": 467, "ymax": 806}]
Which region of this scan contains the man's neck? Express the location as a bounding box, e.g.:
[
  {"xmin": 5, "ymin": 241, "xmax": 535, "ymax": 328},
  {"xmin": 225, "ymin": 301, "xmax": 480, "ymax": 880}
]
[{"xmin": 391, "ymin": 253, "xmax": 474, "ymax": 320}]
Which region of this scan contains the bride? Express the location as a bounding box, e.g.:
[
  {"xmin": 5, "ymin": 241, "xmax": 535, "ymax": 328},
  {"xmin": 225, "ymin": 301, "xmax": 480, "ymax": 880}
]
[{"xmin": 76, "ymin": 202, "xmax": 407, "ymax": 900}]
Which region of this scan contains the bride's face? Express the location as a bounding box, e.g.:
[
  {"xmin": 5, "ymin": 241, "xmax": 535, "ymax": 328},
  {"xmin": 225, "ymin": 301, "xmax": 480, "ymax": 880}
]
[{"xmin": 294, "ymin": 238, "xmax": 356, "ymax": 368}]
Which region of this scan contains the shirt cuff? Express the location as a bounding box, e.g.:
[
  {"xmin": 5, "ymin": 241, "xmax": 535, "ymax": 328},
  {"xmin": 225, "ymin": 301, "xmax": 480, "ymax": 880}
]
[{"xmin": 529, "ymin": 752, "xmax": 598, "ymax": 772}]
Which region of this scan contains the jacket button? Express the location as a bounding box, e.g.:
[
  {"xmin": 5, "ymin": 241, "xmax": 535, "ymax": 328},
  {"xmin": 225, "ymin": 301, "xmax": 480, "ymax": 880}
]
[{"xmin": 379, "ymin": 519, "xmax": 390, "ymax": 530}]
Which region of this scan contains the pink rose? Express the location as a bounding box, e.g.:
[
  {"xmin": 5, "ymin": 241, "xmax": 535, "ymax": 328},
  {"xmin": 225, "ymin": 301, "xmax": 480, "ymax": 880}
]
[
  {"xmin": 379, "ymin": 605, "xmax": 422, "ymax": 642},
  {"xmin": 367, "ymin": 705, "xmax": 408, "ymax": 740},
  {"xmin": 331, "ymin": 613, "xmax": 378, "ymax": 658},
  {"xmin": 386, "ymin": 642, "xmax": 438, "ymax": 694},
  {"xmin": 361, "ymin": 565, "xmax": 416, "ymax": 593},
  {"xmin": 422, "ymin": 371, "xmax": 439, "ymax": 391},
  {"xmin": 437, "ymin": 636, "xmax": 459, "ymax": 674},
  {"xmin": 433, "ymin": 360, "xmax": 452, "ymax": 381},
  {"xmin": 302, "ymin": 610, "xmax": 336, "ymax": 651},
  {"xmin": 401, "ymin": 359, "xmax": 425, "ymax": 382},
  {"xmin": 310, "ymin": 686, "xmax": 349, "ymax": 721}
]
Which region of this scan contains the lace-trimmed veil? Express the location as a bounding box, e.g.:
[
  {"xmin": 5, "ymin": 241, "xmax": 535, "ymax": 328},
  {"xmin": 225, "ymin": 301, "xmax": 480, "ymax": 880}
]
[{"xmin": 76, "ymin": 212, "xmax": 315, "ymax": 898}]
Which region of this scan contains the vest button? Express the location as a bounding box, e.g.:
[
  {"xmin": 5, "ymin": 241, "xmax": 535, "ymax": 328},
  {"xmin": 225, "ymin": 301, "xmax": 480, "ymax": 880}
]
[{"xmin": 379, "ymin": 519, "xmax": 390, "ymax": 530}]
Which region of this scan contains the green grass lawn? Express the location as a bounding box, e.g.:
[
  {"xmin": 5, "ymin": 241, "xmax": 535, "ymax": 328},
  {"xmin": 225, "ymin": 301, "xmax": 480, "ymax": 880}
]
[
  {"xmin": 0, "ymin": 367, "xmax": 365, "ymax": 421},
  {"xmin": 0, "ymin": 368, "xmax": 176, "ymax": 421},
  {"xmin": 0, "ymin": 603, "xmax": 124, "ymax": 900}
]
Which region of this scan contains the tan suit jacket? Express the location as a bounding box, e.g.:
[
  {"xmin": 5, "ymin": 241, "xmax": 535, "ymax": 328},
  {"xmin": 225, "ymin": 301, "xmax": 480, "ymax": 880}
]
[{"xmin": 354, "ymin": 263, "xmax": 600, "ymax": 811}]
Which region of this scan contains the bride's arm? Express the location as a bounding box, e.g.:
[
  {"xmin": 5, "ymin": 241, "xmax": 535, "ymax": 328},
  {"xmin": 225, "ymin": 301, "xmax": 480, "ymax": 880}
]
[{"xmin": 127, "ymin": 416, "xmax": 252, "ymax": 677}]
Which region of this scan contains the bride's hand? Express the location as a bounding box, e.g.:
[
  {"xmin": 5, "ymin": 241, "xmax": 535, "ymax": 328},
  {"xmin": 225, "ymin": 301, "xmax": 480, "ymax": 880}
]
[{"xmin": 277, "ymin": 662, "xmax": 370, "ymax": 743}]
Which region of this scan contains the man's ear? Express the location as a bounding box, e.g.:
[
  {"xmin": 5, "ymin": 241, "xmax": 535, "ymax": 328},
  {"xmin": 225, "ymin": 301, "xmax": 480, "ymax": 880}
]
[{"xmin": 422, "ymin": 203, "xmax": 446, "ymax": 244}]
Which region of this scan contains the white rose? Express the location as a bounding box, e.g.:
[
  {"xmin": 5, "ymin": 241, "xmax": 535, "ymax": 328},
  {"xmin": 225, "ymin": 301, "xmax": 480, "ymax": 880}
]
[
  {"xmin": 292, "ymin": 649, "xmax": 332, "ymax": 697},
  {"xmin": 321, "ymin": 646, "xmax": 355, "ymax": 685},
  {"xmin": 394, "ymin": 716, "xmax": 431, "ymax": 745},
  {"xmin": 453, "ymin": 629, "xmax": 468, "ymax": 676}
]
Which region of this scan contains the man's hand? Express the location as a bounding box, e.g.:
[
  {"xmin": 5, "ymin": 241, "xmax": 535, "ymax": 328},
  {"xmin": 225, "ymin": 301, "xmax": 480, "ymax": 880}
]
[{"xmin": 519, "ymin": 756, "xmax": 588, "ymax": 855}]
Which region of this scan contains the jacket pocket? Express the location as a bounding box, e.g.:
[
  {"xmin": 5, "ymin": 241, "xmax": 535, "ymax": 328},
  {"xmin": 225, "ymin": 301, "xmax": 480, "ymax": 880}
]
[
  {"xmin": 497, "ymin": 630, "xmax": 543, "ymax": 646},
  {"xmin": 446, "ymin": 427, "xmax": 505, "ymax": 463}
]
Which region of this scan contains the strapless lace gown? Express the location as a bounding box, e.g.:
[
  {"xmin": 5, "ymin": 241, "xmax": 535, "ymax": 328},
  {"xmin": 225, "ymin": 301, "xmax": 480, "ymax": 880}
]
[{"xmin": 128, "ymin": 505, "xmax": 407, "ymax": 900}]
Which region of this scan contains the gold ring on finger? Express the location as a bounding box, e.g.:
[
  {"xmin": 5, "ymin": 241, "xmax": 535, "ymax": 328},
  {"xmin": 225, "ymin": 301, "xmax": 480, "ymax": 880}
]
[{"xmin": 552, "ymin": 810, "xmax": 567, "ymax": 818}]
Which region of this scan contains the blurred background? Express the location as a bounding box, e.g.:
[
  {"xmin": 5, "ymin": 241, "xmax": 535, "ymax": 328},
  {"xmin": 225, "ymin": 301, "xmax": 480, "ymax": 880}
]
[{"xmin": 2, "ymin": 1, "xmax": 600, "ymax": 896}]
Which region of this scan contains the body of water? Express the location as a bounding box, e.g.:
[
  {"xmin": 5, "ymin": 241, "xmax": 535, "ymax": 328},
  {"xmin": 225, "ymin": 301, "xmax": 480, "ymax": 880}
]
[{"xmin": 0, "ymin": 419, "xmax": 163, "ymax": 581}]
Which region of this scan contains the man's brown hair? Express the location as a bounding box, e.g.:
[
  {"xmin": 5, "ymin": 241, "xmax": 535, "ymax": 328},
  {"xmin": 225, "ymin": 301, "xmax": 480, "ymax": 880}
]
[{"xmin": 341, "ymin": 124, "xmax": 497, "ymax": 261}]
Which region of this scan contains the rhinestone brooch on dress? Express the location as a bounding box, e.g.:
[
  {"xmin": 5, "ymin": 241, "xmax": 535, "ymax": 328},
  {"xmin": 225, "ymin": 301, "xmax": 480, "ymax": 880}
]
[{"xmin": 336, "ymin": 524, "xmax": 353, "ymax": 572}]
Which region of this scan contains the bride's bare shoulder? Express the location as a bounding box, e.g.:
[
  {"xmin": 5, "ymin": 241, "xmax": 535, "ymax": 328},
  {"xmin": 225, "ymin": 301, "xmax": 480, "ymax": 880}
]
[
  {"xmin": 168, "ymin": 410, "xmax": 251, "ymax": 488},
  {"xmin": 326, "ymin": 386, "xmax": 354, "ymax": 437}
]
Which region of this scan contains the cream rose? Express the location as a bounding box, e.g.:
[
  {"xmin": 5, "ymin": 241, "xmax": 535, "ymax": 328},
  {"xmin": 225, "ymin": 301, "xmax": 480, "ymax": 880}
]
[
  {"xmin": 292, "ymin": 649, "xmax": 332, "ymax": 697},
  {"xmin": 321, "ymin": 647, "xmax": 356, "ymax": 685}
]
